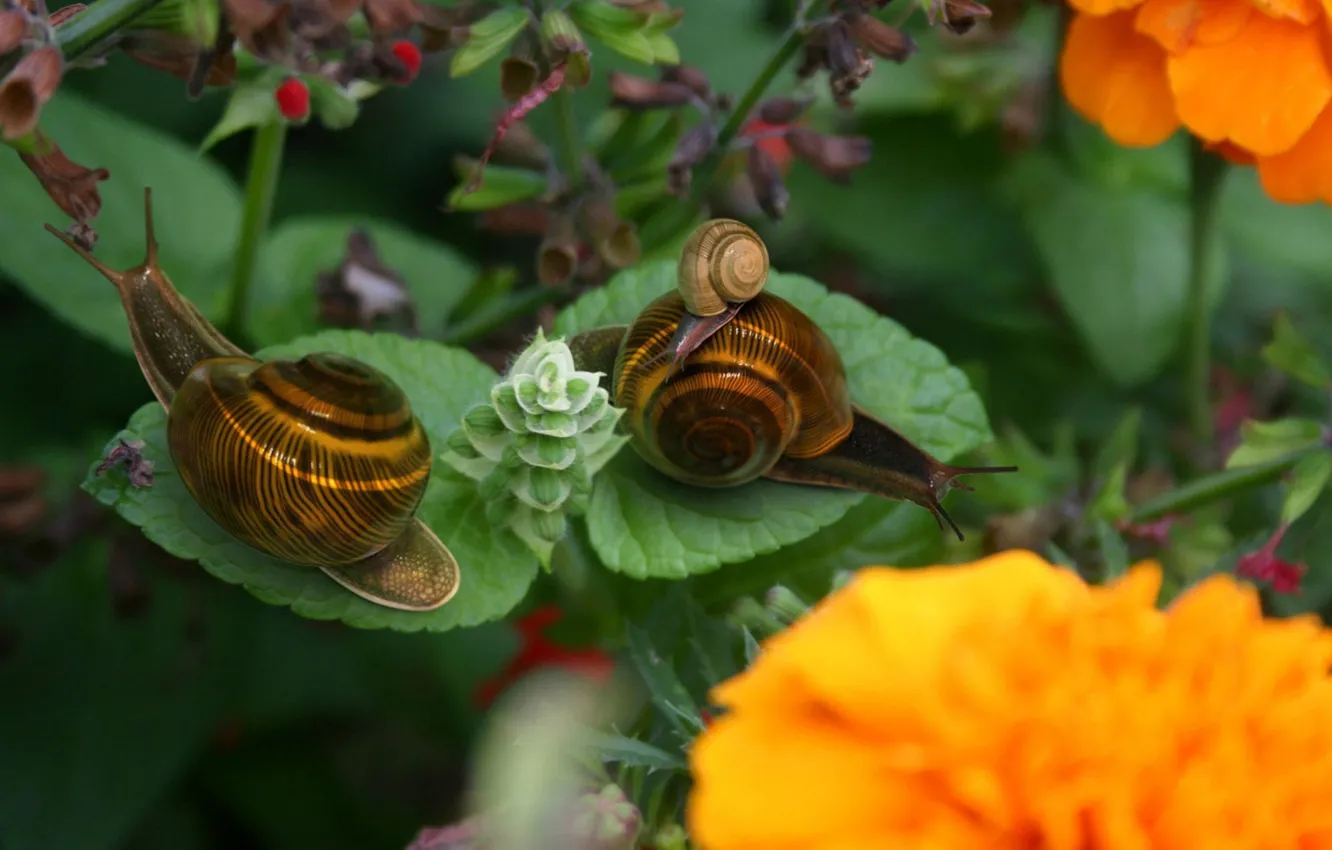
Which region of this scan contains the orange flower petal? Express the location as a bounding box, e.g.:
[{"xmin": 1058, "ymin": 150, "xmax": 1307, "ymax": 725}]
[
  {"xmin": 1167, "ymin": 11, "xmax": 1331, "ymax": 155},
  {"xmin": 1257, "ymin": 105, "xmax": 1332, "ymax": 202},
  {"xmin": 1134, "ymin": 0, "xmax": 1250, "ymax": 52},
  {"xmin": 1060, "ymin": 11, "xmax": 1180, "ymax": 146},
  {"xmin": 1069, "ymin": 0, "xmax": 1148, "ymax": 19},
  {"xmin": 1206, "ymin": 139, "xmax": 1258, "ymax": 164},
  {"xmin": 1251, "ymin": 0, "xmax": 1318, "ymax": 23}
]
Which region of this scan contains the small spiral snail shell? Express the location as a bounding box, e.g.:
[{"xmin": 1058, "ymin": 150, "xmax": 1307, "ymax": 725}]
[
  {"xmin": 47, "ymin": 189, "xmax": 461, "ymax": 611},
  {"xmin": 677, "ymin": 219, "xmax": 770, "ymax": 317}
]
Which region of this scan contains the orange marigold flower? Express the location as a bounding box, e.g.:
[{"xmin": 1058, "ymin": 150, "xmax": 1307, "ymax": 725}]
[
  {"xmin": 687, "ymin": 551, "xmax": 1332, "ymax": 848},
  {"xmin": 1059, "ymin": 0, "xmax": 1332, "ymax": 203}
]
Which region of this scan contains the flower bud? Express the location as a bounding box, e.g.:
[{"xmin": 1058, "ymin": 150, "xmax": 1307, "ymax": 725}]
[
  {"xmin": 764, "ymin": 585, "xmax": 810, "ymax": 625},
  {"xmin": 537, "ymin": 213, "xmax": 579, "ymax": 285},
  {"xmin": 848, "ymin": 12, "xmax": 916, "ymax": 62},
  {"xmin": 608, "ymin": 70, "xmax": 692, "ymax": 110},
  {"xmin": 649, "ymin": 824, "xmax": 689, "ymax": 850},
  {"xmin": 659, "ymin": 63, "xmax": 710, "ymax": 99},
  {"xmin": 746, "ymin": 144, "xmax": 788, "ymax": 222},
  {"xmin": 0, "ymin": 46, "xmax": 62, "ymax": 140},
  {"xmin": 785, "ymin": 127, "xmax": 872, "ymax": 183},
  {"xmin": 569, "ymin": 784, "xmax": 641, "ymax": 850},
  {"xmin": 18, "ymin": 135, "xmax": 109, "ymax": 233}
]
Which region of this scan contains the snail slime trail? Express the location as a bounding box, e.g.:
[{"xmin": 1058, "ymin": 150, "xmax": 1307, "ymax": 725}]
[
  {"xmin": 589, "ymin": 217, "xmax": 1018, "ymax": 538},
  {"xmin": 46, "ymin": 187, "xmax": 463, "ymax": 612}
]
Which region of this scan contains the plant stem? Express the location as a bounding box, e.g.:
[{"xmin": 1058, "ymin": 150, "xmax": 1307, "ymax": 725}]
[
  {"xmin": 225, "ymin": 120, "xmax": 286, "ymax": 339},
  {"xmin": 1130, "ymin": 448, "xmax": 1314, "ymax": 522},
  {"xmin": 1183, "ymin": 139, "xmax": 1229, "ymax": 455},
  {"xmin": 56, "ymin": 0, "xmax": 169, "ymax": 63},
  {"xmin": 637, "ymin": 26, "xmax": 805, "ymax": 251},
  {"xmin": 551, "ymin": 88, "xmax": 582, "ymax": 187}
]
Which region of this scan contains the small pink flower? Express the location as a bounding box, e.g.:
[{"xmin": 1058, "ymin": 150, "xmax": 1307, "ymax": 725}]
[{"xmin": 1236, "ymin": 524, "xmax": 1306, "ymax": 595}]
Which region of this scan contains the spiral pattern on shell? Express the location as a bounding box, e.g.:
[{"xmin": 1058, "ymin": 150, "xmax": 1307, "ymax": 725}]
[
  {"xmin": 167, "ymin": 352, "xmax": 432, "ymax": 568},
  {"xmin": 678, "ymin": 219, "xmax": 771, "ymax": 317},
  {"xmin": 613, "ymin": 291, "xmax": 854, "ymax": 487}
]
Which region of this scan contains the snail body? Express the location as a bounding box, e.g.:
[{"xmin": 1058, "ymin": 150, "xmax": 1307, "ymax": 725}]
[
  {"xmin": 47, "ymin": 189, "xmax": 460, "ymax": 611},
  {"xmin": 569, "ymin": 219, "xmax": 1017, "ymax": 539}
]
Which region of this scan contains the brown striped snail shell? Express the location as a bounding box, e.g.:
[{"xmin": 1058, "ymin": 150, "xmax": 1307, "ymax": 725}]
[
  {"xmin": 567, "ymin": 220, "xmax": 1018, "ymax": 539},
  {"xmin": 46, "ymin": 189, "xmax": 460, "ymax": 612}
]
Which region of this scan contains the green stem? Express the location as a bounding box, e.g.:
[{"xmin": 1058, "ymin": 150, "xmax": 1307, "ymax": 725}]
[
  {"xmin": 1183, "ymin": 139, "xmax": 1229, "ymax": 455},
  {"xmin": 1130, "ymin": 448, "xmax": 1314, "ymax": 523},
  {"xmin": 56, "ymin": 0, "xmax": 170, "ymax": 63},
  {"xmin": 224, "ymin": 120, "xmax": 287, "ymax": 339},
  {"xmin": 637, "ymin": 26, "xmax": 805, "ymax": 250},
  {"xmin": 551, "ymin": 88, "xmax": 582, "ymax": 187}
]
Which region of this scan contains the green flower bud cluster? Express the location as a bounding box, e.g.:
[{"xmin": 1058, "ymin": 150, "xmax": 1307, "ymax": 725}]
[{"xmin": 442, "ymin": 329, "xmax": 627, "ymax": 566}]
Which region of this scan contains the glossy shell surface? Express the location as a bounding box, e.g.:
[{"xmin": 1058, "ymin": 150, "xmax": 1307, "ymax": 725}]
[
  {"xmin": 167, "ymin": 352, "xmax": 432, "ymax": 567},
  {"xmin": 613, "ymin": 291, "xmax": 853, "ymax": 487}
]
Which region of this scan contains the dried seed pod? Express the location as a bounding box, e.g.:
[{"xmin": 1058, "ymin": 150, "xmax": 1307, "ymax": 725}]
[
  {"xmin": 609, "ymin": 71, "xmax": 693, "ymax": 110},
  {"xmin": 660, "ymin": 63, "xmax": 710, "ymax": 99},
  {"xmin": 537, "ymin": 213, "xmax": 579, "ymax": 285},
  {"xmin": 0, "ymin": 9, "xmax": 28, "ymax": 54},
  {"xmin": 936, "ymin": 0, "xmax": 992, "ymax": 33},
  {"xmin": 667, "ymin": 123, "xmax": 714, "ymax": 196},
  {"xmin": 581, "ymin": 197, "xmax": 641, "ymax": 269},
  {"xmin": 785, "ymin": 127, "xmax": 872, "ymax": 183},
  {"xmin": 0, "ymin": 46, "xmax": 62, "ymax": 140},
  {"xmin": 747, "ymin": 145, "xmax": 788, "ymax": 221},
  {"xmin": 848, "ymin": 12, "xmax": 915, "ymax": 62},
  {"xmin": 500, "ymin": 56, "xmax": 538, "ymax": 101},
  {"xmin": 757, "ymin": 96, "xmax": 810, "ymax": 125}
]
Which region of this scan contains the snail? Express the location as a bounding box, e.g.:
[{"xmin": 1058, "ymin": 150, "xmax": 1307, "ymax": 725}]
[
  {"xmin": 567, "ymin": 219, "xmax": 1017, "ymax": 539},
  {"xmin": 46, "ymin": 189, "xmax": 461, "ymax": 611},
  {"xmin": 659, "ymin": 218, "xmax": 770, "ymax": 374}
]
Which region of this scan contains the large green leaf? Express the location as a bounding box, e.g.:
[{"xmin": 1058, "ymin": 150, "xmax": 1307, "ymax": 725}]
[
  {"xmin": 82, "ymin": 330, "xmax": 538, "ymax": 632},
  {"xmin": 0, "ymin": 91, "xmax": 242, "ymax": 352},
  {"xmin": 1003, "ymin": 150, "xmax": 1225, "ymax": 387},
  {"xmin": 248, "ymin": 217, "xmax": 480, "ymax": 348},
  {"xmin": 552, "ymin": 262, "xmax": 993, "ymax": 579}
]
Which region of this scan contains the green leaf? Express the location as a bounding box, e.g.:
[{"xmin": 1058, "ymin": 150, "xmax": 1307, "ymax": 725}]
[
  {"xmin": 569, "ymin": 0, "xmax": 655, "ymax": 63},
  {"xmin": 579, "ymin": 730, "xmax": 688, "ymax": 772},
  {"xmin": 1095, "ymin": 517, "xmax": 1129, "ymax": 581},
  {"xmin": 624, "ymin": 623, "xmax": 701, "ymax": 738},
  {"xmin": 307, "ymin": 76, "xmax": 360, "ymax": 131},
  {"xmin": 248, "ymin": 216, "xmax": 479, "ymax": 348},
  {"xmin": 450, "ymin": 6, "xmax": 530, "ymax": 77},
  {"xmin": 445, "ymin": 163, "xmax": 549, "ymax": 211},
  {"xmin": 553, "ymin": 262, "xmax": 992, "ymax": 580},
  {"xmin": 1226, "ymin": 417, "xmax": 1326, "ymax": 469},
  {"xmin": 1281, "ymin": 451, "xmax": 1332, "ymax": 527},
  {"xmin": 199, "ymin": 71, "xmax": 284, "ymax": 151},
  {"xmin": 83, "ymin": 330, "xmax": 539, "ymax": 632},
  {"xmin": 1262, "ymin": 311, "xmax": 1332, "ymax": 389},
  {"xmin": 1221, "ymin": 167, "xmax": 1332, "ymax": 279},
  {"xmin": 1003, "ymin": 151, "xmax": 1224, "ymax": 386},
  {"xmin": 0, "ymin": 91, "xmax": 242, "ymax": 353}
]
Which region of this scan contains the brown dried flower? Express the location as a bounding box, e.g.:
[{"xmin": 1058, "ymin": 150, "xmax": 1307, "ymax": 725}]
[
  {"xmin": 785, "ymin": 127, "xmax": 872, "ymax": 183},
  {"xmin": 537, "ymin": 212, "xmax": 580, "ymax": 286},
  {"xmin": 659, "ymin": 63, "xmax": 710, "ymax": 99},
  {"xmin": 667, "ymin": 123, "xmax": 714, "ymax": 196},
  {"xmin": 363, "ymin": 0, "xmax": 422, "ymax": 34},
  {"xmin": 316, "ymin": 228, "xmax": 418, "ymax": 335},
  {"xmin": 580, "ymin": 196, "xmax": 641, "ymax": 269},
  {"xmin": 418, "ymin": 2, "xmax": 469, "ymax": 52},
  {"xmin": 478, "ymin": 203, "xmax": 550, "ymax": 236},
  {"xmin": 747, "ymin": 144, "xmax": 788, "ymax": 221},
  {"xmin": 0, "ymin": 9, "xmax": 28, "ymax": 55},
  {"xmin": 931, "ymin": 0, "xmax": 993, "ymax": 33},
  {"xmin": 120, "ymin": 29, "xmax": 238, "ymax": 91},
  {"xmin": 847, "ymin": 12, "xmax": 916, "ymax": 62},
  {"xmin": 501, "ymin": 56, "xmax": 538, "ymax": 102},
  {"xmin": 0, "ymin": 45, "xmax": 62, "ymax": 140},
  {"xmin": 20, "ymin": 135, "xmax": 109, "ymax": 246},
  {"xmin": 609, "ymin": 70, "xmax": 694, "ymax": 110},
  {"xmin": 757, "ymin": 97, "xmax": 810, "ymax": 125}
]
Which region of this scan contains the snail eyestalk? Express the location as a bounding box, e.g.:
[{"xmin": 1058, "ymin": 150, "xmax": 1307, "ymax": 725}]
[
  {"xmin": 766, "ymin": 407, "xmax": 1018, "ymax": 541},
  {"xmin": 45, "ymin": 186, "xmax": 245, "ymax": 408}
]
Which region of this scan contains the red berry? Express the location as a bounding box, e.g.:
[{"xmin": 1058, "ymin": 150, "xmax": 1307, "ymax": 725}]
[
  {"xmin": 390, "ymin": 40, "xmax": 422, "ymax": 82},
  {"xmin": 274, "ymin": 77, "xmax": 310, "ymax": 121}
]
